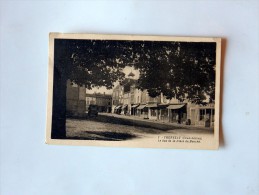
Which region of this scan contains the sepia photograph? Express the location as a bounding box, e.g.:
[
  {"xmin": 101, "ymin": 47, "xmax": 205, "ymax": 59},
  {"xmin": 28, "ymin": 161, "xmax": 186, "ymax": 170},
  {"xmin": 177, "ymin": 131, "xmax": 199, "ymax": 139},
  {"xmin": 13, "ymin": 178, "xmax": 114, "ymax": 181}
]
[{"xmin": 46, "ymin": 33, "xmax": 221, "ymax": 149}]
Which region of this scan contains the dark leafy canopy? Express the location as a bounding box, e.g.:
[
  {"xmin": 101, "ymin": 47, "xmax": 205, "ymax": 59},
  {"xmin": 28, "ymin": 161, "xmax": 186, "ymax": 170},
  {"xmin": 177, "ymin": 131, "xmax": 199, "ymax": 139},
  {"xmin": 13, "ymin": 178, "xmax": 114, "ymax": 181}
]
[
  {"xmin": 54, "ymin": 39, "xmax": 216, "ymax": 104},
  {"xmin": 54, "ymin": 39, "xmax": 131, "ymax": 90},
  {"xmin": 133, "ymin": 41, "xmax": 216, "ymax": 104}
]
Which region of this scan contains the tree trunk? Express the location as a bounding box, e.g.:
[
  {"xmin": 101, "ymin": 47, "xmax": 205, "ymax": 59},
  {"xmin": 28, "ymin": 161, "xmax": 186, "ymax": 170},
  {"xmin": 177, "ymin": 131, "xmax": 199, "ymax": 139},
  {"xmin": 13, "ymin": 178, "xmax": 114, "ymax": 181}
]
[{"xmin": 51, "ymin": 66, "xmax": 67, "ymax": 139}]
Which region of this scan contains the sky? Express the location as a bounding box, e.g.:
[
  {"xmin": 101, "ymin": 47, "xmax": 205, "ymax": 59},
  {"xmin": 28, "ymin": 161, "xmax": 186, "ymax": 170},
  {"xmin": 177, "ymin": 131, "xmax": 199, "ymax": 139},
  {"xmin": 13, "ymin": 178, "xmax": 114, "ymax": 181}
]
[{"xmin": 86, "ymin": 66, "xmax": 140, "ymax": 94}]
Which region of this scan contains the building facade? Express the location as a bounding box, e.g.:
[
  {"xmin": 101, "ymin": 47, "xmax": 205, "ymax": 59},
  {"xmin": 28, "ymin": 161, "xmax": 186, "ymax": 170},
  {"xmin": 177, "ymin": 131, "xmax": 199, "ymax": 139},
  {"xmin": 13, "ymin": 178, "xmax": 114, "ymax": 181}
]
[
  {"xmin": 66, "ymin": 80, "xmax": 86, "ymax": 117},
  {"xmin": 112, "ymin": 78, "xmax": 136, "ymax": 115},
  {"xmin": 112, "ymin": 85, "xmax": 123, "ymax": 114},
  {"xmin": 85, "ymin": 94, "xmax": 96, "ymax": 111},
  {"xmin": 111, "ymin": 79, "xmax": 215, "ymax": 127},
  {"xmin": 86, "ymin": 92, "xmax": 112, "ymax": 113}
]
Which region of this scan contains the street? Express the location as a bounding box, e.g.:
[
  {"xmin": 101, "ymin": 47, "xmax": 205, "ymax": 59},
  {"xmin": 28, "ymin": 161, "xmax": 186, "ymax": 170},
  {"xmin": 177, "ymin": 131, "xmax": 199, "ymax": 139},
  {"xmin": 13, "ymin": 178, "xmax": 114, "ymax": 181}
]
[{"xmin": 66, "ymin": 116, "xmax": 213, "ymax": 141}]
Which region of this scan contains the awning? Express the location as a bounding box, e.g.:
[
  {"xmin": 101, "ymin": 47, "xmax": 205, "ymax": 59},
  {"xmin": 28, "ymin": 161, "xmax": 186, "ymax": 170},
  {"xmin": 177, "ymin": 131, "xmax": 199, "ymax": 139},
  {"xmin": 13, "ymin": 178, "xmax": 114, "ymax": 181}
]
[
  {"xmin": 158, "ymin": 104, "xmax": 169, "ymax": 108},
  {"xmin": 115, "ymin": 105, "xmax": 122, "ymax": 109},
  {"xmin": 122, "ymin": 104, "xmax": 128, "ymax": 109},
  {"xmin": 167, "ymin": 104, "xmax": 185, "ymax": 110},
  {"xmin": 146, "ymin": 104, "xmax": 158, "ymax": 108},
  {"xmin": 137, "ymin": 105, "xmax": 146, "ymax": 110},
  {"xmin": 131, "ymin": 104, "xmax": 139, "ymax": 108}
]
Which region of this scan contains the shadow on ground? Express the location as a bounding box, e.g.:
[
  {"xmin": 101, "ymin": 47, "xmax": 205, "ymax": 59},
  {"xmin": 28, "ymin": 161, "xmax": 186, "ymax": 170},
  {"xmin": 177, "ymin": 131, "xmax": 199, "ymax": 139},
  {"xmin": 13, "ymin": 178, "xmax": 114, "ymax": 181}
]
[
  {"xmin": 66, "ymin": 131, "xmax": 138, "ymax": 141},
  {"xmin": 87, "ymin": 115, "xmax": 181, "ymax": 131},
  {"xmin": 87, "ymin": 115, "xmax": 213, "ymax": 131}
]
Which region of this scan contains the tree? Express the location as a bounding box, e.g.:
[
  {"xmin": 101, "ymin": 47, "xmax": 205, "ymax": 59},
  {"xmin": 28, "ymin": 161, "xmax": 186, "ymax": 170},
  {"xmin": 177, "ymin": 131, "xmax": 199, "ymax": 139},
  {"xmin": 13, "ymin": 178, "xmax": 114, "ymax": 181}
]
[
  {"xmin": 131, "ymin": 41, "xmax": 216, "ymax": 104},
  {"xmin": 52, "ymin": 39, "xmax": 135, "ymax": 138}
]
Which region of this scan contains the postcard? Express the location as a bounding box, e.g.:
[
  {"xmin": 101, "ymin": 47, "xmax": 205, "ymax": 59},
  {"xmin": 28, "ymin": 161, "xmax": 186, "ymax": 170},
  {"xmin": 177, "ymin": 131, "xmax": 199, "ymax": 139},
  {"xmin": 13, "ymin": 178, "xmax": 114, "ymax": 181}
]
[{"xmin": 46, "ymin": 33, "xmax": 221, "ymax": 150}]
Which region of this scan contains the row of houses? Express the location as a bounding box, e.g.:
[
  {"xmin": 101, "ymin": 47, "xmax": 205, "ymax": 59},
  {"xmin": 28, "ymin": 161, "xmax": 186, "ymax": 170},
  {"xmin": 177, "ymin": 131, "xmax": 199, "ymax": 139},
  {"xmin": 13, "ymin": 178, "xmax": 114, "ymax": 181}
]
[
  {"xmin": 111, "ymin": 78, "xmax": 215, "ymax": 127},
  {"xmin": 66, "ymin": 78, "xmax": 215, "ymax": 128},
  {"xmin": 85, "ymin": 92, "xmax": 112, "ymax": 113}
]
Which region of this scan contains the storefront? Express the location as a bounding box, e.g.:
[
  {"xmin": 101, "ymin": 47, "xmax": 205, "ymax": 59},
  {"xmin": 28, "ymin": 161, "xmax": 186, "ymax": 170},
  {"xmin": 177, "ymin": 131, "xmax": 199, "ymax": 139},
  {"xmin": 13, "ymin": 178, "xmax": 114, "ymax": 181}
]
[
  {"xmin": 114, "ymin": 105, "xmax": 122, "ymax": 114},
  {"xmin": 146, "ymin": 104, "xmax": 159, "ymax": 120},
  {"xmin": 121, "ymin": 104, "xmax": 128, "ymax": 115},
  {"xmin": 137, "ymin": 104, "xmax": 148, "ymax": 118},
  {"xmin": 190, "ymin": 105, "xmax": 215, "ymax": 127},
  {"xmin": 167, "ymin": 104, "xmax": 187, "ymax": 124},
  {"xmin": 158, "ymin": 104, "xmax": 169, "ymax": 122},
  {"xmin": 131, "ymin": 104, "xmax": 139, "ymax": 115}
]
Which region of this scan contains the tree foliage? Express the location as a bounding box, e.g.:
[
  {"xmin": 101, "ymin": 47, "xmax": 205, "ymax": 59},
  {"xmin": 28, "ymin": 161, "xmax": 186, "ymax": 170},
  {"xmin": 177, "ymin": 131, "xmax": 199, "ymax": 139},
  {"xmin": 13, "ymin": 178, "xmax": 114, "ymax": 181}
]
[
  {"xmin": 54, "ymin": 39, "xmax": 216, "ymax": 104},
  {"xmin": 131, "ymin": 41, "xmax": 216, "ymax": 104}
]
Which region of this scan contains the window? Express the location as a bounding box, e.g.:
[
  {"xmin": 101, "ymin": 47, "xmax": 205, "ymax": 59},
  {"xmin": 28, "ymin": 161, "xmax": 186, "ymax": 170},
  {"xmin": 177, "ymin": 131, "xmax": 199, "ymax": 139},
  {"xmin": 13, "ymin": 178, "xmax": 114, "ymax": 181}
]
[
  {"xmin": 199, "ymin": 108, "xmax": 215, "ymax": 121},
  {"xmin": 199, "ymin": 109, "xmax": 206, "ymax": 120},
  {"xmin": 212, "ymin": 109, "xmax": 215, "ymax": 122},
  {"xmin": 150, "ymin": 109, "xmax": 156, "ymax": 116},
  {"xmin": 205, "ymin": 109, "xmax": 215, "ymax": 122},
  {"xmin": 161, "ymin": 109, "xmax": 168, "ymax": 117},
  {"xmin": 86, "ymin": 98, "xmax": 90, "ymax": 105}
]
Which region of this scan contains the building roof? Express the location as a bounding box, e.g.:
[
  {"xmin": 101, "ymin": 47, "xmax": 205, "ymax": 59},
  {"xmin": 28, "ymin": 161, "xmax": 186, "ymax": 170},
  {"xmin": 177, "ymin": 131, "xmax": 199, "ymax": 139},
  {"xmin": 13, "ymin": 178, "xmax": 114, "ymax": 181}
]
[
  {"xmin": 113, "ymin": 84, "xmax": 121, "ymax": 90},
  {"xmin": 121, "ymin": 78, "xmax": 137, "ymax": 92},
  {"xmin": 86, "ymin": 93, "xmax": 112, "ymax": 98},
  {"xmin": 128, "ymin": 71, "xmax": 135, "ymax": 77}
]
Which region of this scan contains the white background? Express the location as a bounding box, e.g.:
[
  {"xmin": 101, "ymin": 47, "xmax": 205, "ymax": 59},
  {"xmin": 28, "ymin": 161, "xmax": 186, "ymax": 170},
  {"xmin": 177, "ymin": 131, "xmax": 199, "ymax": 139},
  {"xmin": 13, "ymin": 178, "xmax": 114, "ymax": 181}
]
[{"xmin": 1, "ymin": 1, "xmax": 259, "ymax": 195}]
